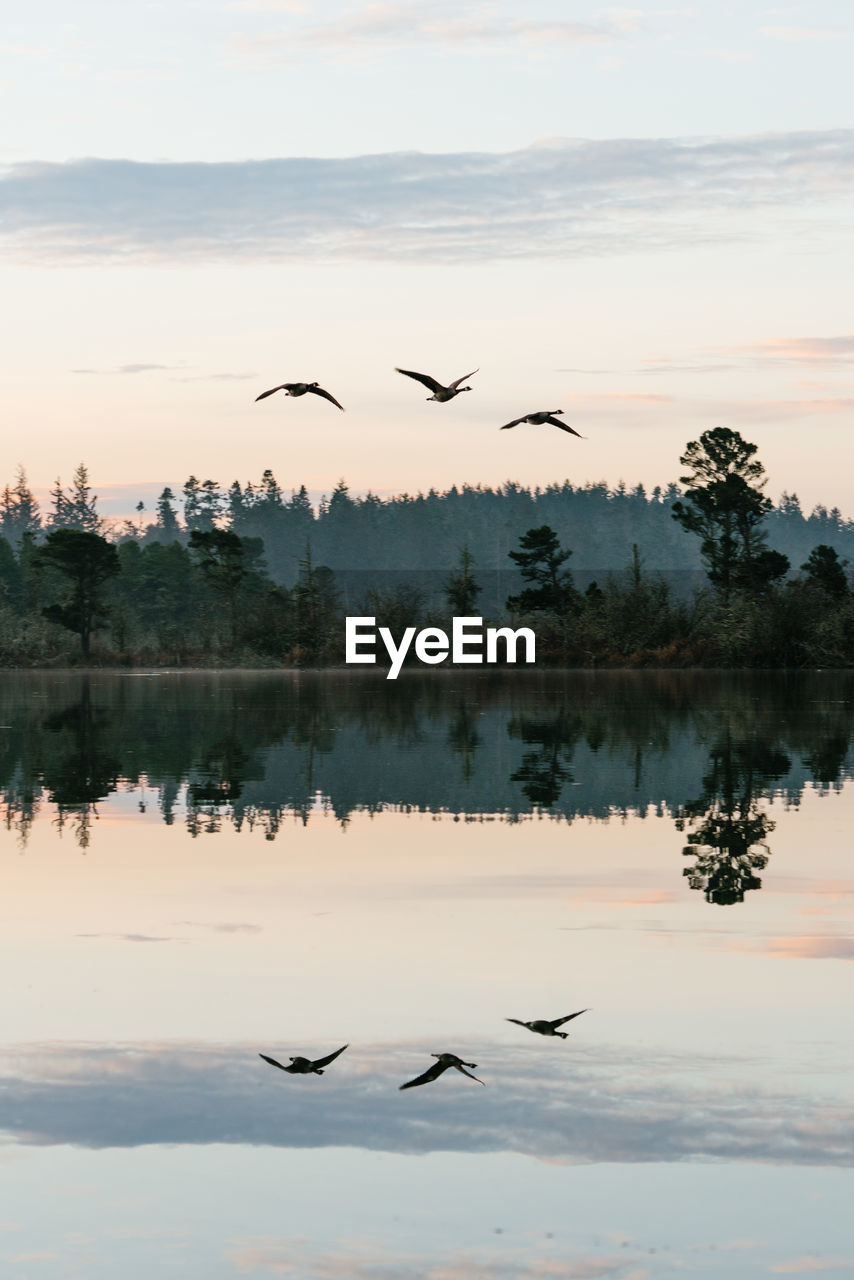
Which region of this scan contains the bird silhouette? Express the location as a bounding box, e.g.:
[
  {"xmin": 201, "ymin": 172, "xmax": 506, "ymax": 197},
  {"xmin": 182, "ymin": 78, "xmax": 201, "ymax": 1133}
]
[
  {"xmin": 395, "ymin": 367, "xmax": 478, "ymax": 402},
  {"xmin": 255, "ymin": 381, "xmax": 345, "ymax": 411},
  {"xmin": 506, "ymin": 1011, "xmax": 588, "ymax": 1039},
  {"xmin": 259, "ymin": 1045, "xmax": 348, "ymax": 1075},
  {"xmin": 399, "ymin": 1052, "xmax": 485, "ymax": 1089},
  {"xmin": 500, "ymin": 410, "xmax": 582, "ymax": 437}
]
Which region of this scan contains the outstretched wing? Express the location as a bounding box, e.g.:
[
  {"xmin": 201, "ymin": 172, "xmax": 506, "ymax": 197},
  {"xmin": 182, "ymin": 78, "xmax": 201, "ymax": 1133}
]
[
  {"xmin": 399, "ymin": 1059, "xmax": 450, "ymax": 1090},
  {"xmin": 310, "ymin": 1044, "xmax": 349, "ymax": 1070},
  {"xmin": 552, "ymin": 1010, "xmax": 588, "ymax": 1028},
  {"xmin": 499, "ymin": 417, "xmax": 526, "ymax": 431},
  {"xmin": 308, "ymin": 384, "xmax": 346, "ymax": 411},
  {"xmin": 453, "ymin": 1063, "xmax": 485, "ymax": 1085},
  {"xmin": 259, "ymin": 1052, "xmax": 289, "ymax": 1071},
  {"xmin": 505, "ymin": 1017, "xmax": 529, "ymax": 1028},
  {"xmin": 255, "ymin": 385, "xmax": 286, "ymax": 402},
  {"xmin": 395, "ymin": 367, "xmax": 443, "ymax": 394},
  {"xmin": 545, "ymin": 415, "xmax": 583, "ymax": 438},
  {"xmin": 449, "ymin": 368, "xmax": 478, "ymax": 389}
]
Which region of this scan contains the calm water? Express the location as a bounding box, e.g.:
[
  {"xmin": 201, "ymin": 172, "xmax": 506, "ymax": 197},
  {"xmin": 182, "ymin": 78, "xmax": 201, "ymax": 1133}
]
[{"xmin": 1, "ymin": 671, "xmax": 853, "ymax": 1279}]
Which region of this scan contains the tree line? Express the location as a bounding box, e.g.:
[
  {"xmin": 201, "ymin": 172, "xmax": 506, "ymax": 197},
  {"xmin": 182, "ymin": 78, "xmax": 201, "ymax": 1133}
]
[{"xmin": 0, "ymin": 430, "xmax": 852, "ymax": 667}]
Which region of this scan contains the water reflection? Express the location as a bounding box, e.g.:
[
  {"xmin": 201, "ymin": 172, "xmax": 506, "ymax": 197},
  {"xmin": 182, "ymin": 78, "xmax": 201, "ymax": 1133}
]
[
  {"xmin": 676, "ymin": 732, "xmax": 790, "ymax": 905},
  {"xmin": 2, "ymin": 672, "xmax": 853, "ymax": 905}
]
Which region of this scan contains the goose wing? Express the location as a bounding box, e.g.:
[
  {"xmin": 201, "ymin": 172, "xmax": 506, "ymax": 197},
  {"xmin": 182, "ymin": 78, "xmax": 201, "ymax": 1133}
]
[
  {"xmin": 449, "ymin": 368, "xmax": 478, "ymax": 389},
  {"xmin": 551, "ymin": 1010, "xmax": 588, "ymax": 1028},
  {"xmin": 255, "ymin": 385, "xmax": 287, "ymax": 402},
  {"xmin": 310, "ymin": 1044, "xmax": 349, "ymax": 1070},
  {"xmin": 259, "ymin": 1052, "xmax": 289, "ymax": 1071},
  {"xmin": 395, "ymin": 368, "xmax": 444, "ymax": 394},
  {"xmin": 545, "ymin": 415, "xmax": 583, "ymax": 437},
  {"xmin": 307, "ymin": 384, "xmax": 345, "ymax": 411},
  {"xmin": 499, "ymin": 416, "xmax": 527, "ymax": 431},
  {"xmin": 505, "ymin": 1017, "xmax": 530, "ymax": 1028},
  {"xmin": 453, "ymin": 1062, "xmax": 485, "ymax": 1085},
  {"xmin": 399, "ymin": 1059, "xmax": 451, "ymax": 1090}
]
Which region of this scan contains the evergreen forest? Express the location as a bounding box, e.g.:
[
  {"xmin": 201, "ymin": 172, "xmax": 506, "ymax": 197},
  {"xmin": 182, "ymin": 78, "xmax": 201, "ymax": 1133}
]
[{"xmin": 1, "ymin": 428, "xmax": 853, "ymax": 668}]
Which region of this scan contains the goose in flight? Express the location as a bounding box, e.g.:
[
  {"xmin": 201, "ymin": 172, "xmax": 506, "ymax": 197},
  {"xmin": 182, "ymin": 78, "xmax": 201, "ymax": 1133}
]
[
  {"xmin": 500, "ymin": 410, "xmax": 582, "ymax": 437},
  {"xmin": 399, "ymin": 1052, "xmax": 485, "ymax": 1090},
  {"xmin": 255, "ymin": 382, "xmax": 345, "ymax": 411},
  {"xmin": 506, "ymin": 1011, "xmax": 588, "ymax": 1039},
  {"xmin": 259, "ymin": 1044, "xmax": 348, "ymax": 1075},
  {"xmin": 395, "ymin": 367, "xmax": 478, "ymax": 402}
]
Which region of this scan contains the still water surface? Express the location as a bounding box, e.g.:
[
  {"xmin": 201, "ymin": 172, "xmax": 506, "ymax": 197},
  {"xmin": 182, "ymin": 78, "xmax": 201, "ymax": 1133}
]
[{"xmin": 1, "ymin": 671, "xmax": 853, "ymax": 1279}]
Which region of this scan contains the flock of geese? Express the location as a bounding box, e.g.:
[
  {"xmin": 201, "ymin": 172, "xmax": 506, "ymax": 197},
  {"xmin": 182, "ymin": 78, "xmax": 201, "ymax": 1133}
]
[
  {"xmin": 255, "ymin": 367, "xmax": 584, "ymax": 438},
  {"xmin": 259, "ymin": 1010, "xmax": 588, "ymax": 1090}
]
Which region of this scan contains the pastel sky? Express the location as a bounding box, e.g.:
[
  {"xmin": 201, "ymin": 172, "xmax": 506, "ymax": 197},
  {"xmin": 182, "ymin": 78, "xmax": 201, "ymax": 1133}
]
[{"xmin": 2, "ymin": 1, "xmax": 854, "ymax": 520}]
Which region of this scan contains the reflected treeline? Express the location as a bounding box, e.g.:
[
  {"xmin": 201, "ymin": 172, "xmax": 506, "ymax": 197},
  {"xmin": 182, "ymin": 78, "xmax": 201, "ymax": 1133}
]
[{"xmin": 1, "ymin": 672, "xmax": 853, "ymax": 900}]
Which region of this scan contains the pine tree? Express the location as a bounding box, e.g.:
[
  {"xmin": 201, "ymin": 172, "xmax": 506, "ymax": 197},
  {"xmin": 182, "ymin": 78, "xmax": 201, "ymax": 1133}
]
[{"xmin": 155, "ymin": 487, "xmax": 180, "ymax": 538}]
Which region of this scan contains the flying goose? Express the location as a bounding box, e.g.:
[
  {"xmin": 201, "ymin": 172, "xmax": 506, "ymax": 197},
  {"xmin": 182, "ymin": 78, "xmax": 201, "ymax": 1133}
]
[
  {"xmin": 255, "ymin": 382, "xmax": 345, "ymax": 411},
  {"xmin": 399, "ymin": 1052, "xmax": 485, "ymax": 1090},
  {"xmin": 395, "ymin": 367, "xmax": 478, "ymax": 402},
  {"xmin": 506, "ymin": 1011, "xmax": 588, "ymax": 1039},
  {"xmin": 500, "ymin": 410, "xmax": 582, "ymax": 437},
  {"xmin": 259, "ymin": 1044, "xmax": 348, "ymax": 1075}
]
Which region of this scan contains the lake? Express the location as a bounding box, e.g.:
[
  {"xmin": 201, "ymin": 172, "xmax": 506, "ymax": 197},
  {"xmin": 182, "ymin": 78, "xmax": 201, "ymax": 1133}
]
[{"xmin": 1, "ymin": 670, "xmax": 853, "ymax": 1279}]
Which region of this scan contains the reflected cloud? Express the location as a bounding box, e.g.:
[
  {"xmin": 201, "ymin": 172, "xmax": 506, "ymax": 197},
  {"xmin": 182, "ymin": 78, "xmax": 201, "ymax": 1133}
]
[
  {"xmin": 748, "ymin": 936, "xmax": 854, "ymax": 961},
  {"xmin": 75, "ymin": 932, "xmax": 188, "ymax": 944},
  {"xmin": 228, "ymin": 1240, "xmax": 643, "ymax": 1278},
  {"xmin": 770, "ymin": 1260, "xmax": 854, "ymax": 1275},
  {"xmin": 1, "ymin": 1042, "xmax": 852, "ymax": 1167}
]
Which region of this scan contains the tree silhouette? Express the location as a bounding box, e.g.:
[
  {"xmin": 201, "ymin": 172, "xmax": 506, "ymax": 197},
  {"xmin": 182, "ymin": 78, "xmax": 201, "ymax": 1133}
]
[
  {"xmin": 37, "ymin": 530, "xmax": 120, "ymax": 657},
  {"xmin": 189, "ymin": 529, "xmax": 265, "ymax": 649},
  {"xmin": 802, "ymin": 544, "xmax": 849, "ymax": 599},
  {"xmin": 444, "ymin": 545, "xmax": 481, "ymax": 615},
  {"xmin": 507, "ymin": 525, "xmax": 578, "ymax": 615},
  {"xmin": 672, "ymin": 428, "xmax": 788, "ymax": 601}
]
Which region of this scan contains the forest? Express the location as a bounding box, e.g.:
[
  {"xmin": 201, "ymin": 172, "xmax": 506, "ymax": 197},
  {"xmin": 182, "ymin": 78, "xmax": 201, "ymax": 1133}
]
[{"xmin": 1, "ymin": 427, "xmax": 853, "ymax": 668}]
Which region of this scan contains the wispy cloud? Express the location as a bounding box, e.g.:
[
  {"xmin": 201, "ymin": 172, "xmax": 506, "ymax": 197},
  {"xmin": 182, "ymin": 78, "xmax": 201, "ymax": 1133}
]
[
  {"xmin": 770, "ymin": 1259, "xmax": 854, "ymax": 1275},
  {"xmin": 1, "ymin": 1040, "xmax": 852, "ymax": 1164},
  {"xmin": 228, "ymin": 1239, "xmax": 644, "ymax": 1278},
  {"xmin": 230, "ymin": 2, "xmax": 625, "ymax": 61},
  {"xmin": 730, "ymin": 335, "xmax": 854, "ymax": 366},
  {"xmin": 746, "ymin": 936, "xmax": 854, "ymax": 961},
  {"xmin": 761, "ymin": 26, "xmax": 854, "ymax": 43},
  {"xmin": 72, "ymin": 363, "xmax": 181, "ymax": 375},
  {"xmin": 75, "ymin": 932, "xmax": 188, "ymax": 944},
  {"xmin": 172, "ymin": 920, "xmax": 262, "ymax": 933},
  {"xmin": 2, "ymin": 131, "xmax": 853, "ymax": 266}
]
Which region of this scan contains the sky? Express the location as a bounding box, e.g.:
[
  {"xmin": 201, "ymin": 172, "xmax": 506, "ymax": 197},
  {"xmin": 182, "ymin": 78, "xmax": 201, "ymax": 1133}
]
[{"xmin": 2, "ymin": 1, "xmax": 854, "ymax": 521}]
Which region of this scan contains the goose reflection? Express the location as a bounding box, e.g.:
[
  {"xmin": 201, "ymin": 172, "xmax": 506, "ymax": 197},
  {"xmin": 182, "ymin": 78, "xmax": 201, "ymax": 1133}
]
[
  {"xmin": 259, "ymin": 1045, "xmax": 348, "ymax": 1075},
  {"xmin": 506, "ymin": 1010, "xmax": 588, "ymax": 1039},
  {"xmin": 399, "ymin": 1053, "xmax": 485, "ymax": 1090}
]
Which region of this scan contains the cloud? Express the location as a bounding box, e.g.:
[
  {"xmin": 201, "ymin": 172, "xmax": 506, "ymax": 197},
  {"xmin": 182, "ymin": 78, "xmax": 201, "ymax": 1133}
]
[
  {"xmin": 729, "ymin": 336, "xmax": 854, "ymax": 366},
  {"xmin": 747, "ymin": 936, "xmax": 854, "ymax": 961},
  {"xmin": 770, "ymin": 1259, "xmax": 854, "ymax": 1275},
  {"xmin": 1, "ymin": 1040, "xmax": 852, "ymax": 1166},
  {"xmin": 228, "ymin": 1240, "xmax": 643, "ymax": 1278},
  {"xmin": 761, "ymin": 27, "xmax": 854, "ymax": 43},
  {"xmin": 72, "ymin": 363, "xmax": 180, "ymax": 375},
  {"xmin": 75, "ymin": 932, "xmax": 188, "ymax": 944},
  {"xmin": 2, "ymin": 131, "xmax": 854, "ymax": 266},
  {"xmin": 172, "ymin": 920, "xmax": 263, "ymax": 933},
  {"xmin": 230, "ymin": 2, "xmax": 624, "ymax": 59}
]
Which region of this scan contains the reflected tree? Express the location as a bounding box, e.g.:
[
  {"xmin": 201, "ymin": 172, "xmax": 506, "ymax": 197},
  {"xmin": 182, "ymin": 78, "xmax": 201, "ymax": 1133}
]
[
  {"xmin": 676, "ymin": 732, "xmax": 790, "ymax": 904},
  {"xmin": 507, "ymin": 707, "xmax": 580, "ymax": 807}
]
